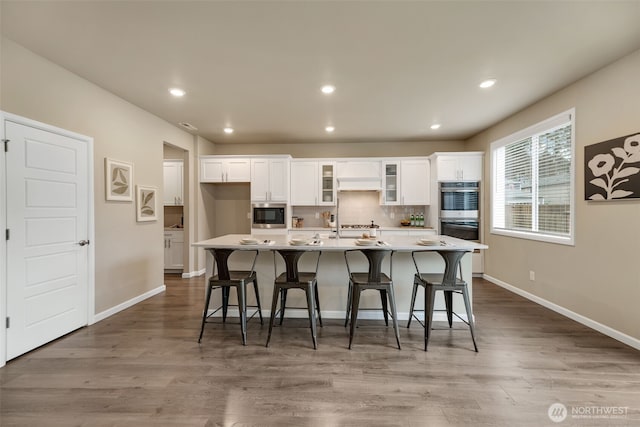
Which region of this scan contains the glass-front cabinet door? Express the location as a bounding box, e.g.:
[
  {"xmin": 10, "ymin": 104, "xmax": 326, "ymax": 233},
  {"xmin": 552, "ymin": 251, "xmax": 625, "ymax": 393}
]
[
  {"xmin": 319, "ymin": 162, "xmax": 336, "ymax": 205},
  {"xmin": 383, "ymin": 162, "xmax": 400, "ymax": 205}
]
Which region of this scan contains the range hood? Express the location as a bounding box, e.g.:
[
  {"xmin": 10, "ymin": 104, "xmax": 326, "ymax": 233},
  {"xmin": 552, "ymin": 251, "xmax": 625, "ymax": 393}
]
[{"xmin": 337, "ymin": 176, "xmax": 382, "ymax": 191}]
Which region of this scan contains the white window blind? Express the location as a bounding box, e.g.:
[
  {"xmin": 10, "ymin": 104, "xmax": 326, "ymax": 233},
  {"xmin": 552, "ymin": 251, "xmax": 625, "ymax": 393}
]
[{"xmin": 491, "ymin": 109, "xmax": 575, "ymax": 245}]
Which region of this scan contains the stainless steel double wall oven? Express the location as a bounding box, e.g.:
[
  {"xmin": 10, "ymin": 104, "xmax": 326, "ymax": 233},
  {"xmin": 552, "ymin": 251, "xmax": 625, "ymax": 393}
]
[{"xmin": 439, "ymin": 181, "xmax": 480, "ymax": 241}]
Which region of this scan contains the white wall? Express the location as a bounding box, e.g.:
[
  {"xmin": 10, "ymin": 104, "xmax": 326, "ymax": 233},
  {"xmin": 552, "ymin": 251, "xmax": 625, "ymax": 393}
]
[{"xmin": 466, "ymin": 49, "xmax": 640, "ymax": 344}]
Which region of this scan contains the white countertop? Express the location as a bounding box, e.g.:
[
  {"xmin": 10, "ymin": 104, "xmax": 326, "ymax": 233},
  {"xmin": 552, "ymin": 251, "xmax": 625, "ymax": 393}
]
[{"xmin": 193, "ymin": 233, "xmax": 487, "ymax": 252}]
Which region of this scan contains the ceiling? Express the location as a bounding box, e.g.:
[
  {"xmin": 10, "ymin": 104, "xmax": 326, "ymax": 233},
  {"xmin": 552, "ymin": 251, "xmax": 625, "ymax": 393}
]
[{"xmin": 2, "ymin": 1, "xmax": 640, "ymax": 144}]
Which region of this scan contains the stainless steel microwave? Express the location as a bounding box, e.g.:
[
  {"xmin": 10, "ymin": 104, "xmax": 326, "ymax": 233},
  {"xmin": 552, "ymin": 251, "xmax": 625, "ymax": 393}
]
[{"xmin": 252, "ymin": 203, "xmax": 287, "ymax": 229}]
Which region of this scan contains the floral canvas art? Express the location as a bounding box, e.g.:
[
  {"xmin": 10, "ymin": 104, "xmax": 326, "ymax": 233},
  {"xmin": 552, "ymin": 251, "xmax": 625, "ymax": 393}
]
[{"xmin": 585, "ymin": 132, "xmax": 640, "ymax": 200}]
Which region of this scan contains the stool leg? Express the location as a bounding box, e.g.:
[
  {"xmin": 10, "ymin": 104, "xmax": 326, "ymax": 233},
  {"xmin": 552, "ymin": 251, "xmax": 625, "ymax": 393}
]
[
  {"xmin": 279, "ymin": 289, "xmax": 288, "ymax": 325},
  {"xmin": 344, "ymin": 279, "xmax": 352, "ymax": 327},
  {"xmin": 462, "ymin": 287, "xmax": 478, "ymax": 352},
  {"xmin": 313, "ymin": 281, "xmax": 323, "ymax": 327},
  {"xmin": 306, "ymin": 283, "xmax": 318, "ymax": 350},
  {"xmin": 387, "ymin": 284, "xmax": 401, "ymax": 350},
  {"xmin": 237, "ymin": 283, "xmax": 247, "ymax": 346},
  {"xmin": 266, "ymin": 284, "xmax": 281, "ymax": 347},
  {"xmin": 253, "ymin": 277, "xmax": 263, "ymax": 325},
  {"xmin": 348, "ymin": 286, "xmax": 361, "ymax": 349},
  {"xmin": 222, "ymin": 286, "xmax": 230, "ymax": 323},
  {"xmin": 425, "ymin": 285, "xmax": 437, "ymax": 351},
  {"xmin": 198, "ymin": 283, "xmax": 214, "ymax": 343},
  {"xmin": 380, "ymin": 289, "xmax": 389, "ymax": 326},
  {"xmin": 407, "ymin": 279, "xmax": 419, "ymax": 328},
  {"xmin": 444, "ymin": 290, "xmax": 454, "ymax": 328}
]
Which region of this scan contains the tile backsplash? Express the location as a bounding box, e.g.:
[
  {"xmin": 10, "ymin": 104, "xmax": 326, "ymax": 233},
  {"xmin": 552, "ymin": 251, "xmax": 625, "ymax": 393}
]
[{"xmin": 291, "ymin": 191, "xmax": 431, "ymax": 228}]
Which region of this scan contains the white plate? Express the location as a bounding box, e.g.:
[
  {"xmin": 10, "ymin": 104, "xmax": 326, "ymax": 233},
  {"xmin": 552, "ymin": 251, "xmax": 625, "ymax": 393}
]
[
  {"xmin": 355, "ymin": 239, "xmax": 377, "ymax": 246},
  {"xmin": 289, "ymin": 239, "xmax": 310, "ymax": 246},
  {"xmin": 240, "ymin": 238, "xmax": 259, "ymax": 245},
  {"xmin": 417, "ymin": 239, "xmax": 439, "ymax": 246}
]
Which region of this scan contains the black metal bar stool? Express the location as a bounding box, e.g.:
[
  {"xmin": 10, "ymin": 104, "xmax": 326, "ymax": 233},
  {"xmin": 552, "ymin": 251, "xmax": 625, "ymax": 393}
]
[
  {"xmin": 266, "ymin": 249, "xmax": 322, "ymax": 349},
  {"xmin": 198, "ymin": 248, "xmax": 263, "ymax": 345},
  {"xmin": 344, "ymin": 249, "xmax": 400, "ymax": 350},
  {"xmin": 408, "ymin": 250, "xmax": 478, "ymax": 352}
]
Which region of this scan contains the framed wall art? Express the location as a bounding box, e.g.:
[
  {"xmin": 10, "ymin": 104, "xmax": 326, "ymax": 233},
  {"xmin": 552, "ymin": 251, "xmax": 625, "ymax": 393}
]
[
  {"xmin": 585, "ymin": 132, "xmax": 640, "ymax": 201},
  {"xmin": 136, "ymin": 185, "xmax": 158, "ymax": 222},
  {"xmin": 105, "ymin": 158, "xmax": 134, "ymax": 201}
]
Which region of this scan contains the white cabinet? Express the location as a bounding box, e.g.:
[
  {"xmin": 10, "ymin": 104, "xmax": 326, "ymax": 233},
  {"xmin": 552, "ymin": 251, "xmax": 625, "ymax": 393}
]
[
  {"xmin": 382, "ymin": 162, "xmax": 400, "ymax": 205},
  {"xmin": 290, "ymin": 160, "xmax": 336, "ymax": 206},
  {"xmin": 163, "ymin": 160, "xmax": 183, "ymax": 205},
  {"xmin": 200, "ymin": 156, "xmax": 251, "ymax": 183},
  {"xmin": 164, "ymin": 230, "xmax": 183, "ymax": 270},
  {"xmin": 251, "ymin": 157, "xmax": 290, "ymax": 202},
  {"xmin": 381, "ymin": 159, "xmax": 430, "ymax": 205},
  {"xmin": 434, "ymin": 152, "xmax": 483, "ymax": 181},
  {"xmin": 400, "ymin": 159, "xmax": 430, "ymax": 205}
]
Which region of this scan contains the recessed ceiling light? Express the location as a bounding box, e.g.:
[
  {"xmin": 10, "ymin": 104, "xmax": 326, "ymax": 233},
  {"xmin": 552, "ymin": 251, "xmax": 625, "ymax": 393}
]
[
  {"xmin": 479, "ymin": 79, "xmax": 497, "ymax": 89},
  {"xmin": 321, "ymin": 85, "xmax": 336, "ymax": 95},
  {"xmin": 430, "ymin": 124, "xmax": 441, "ymax": 130},
  {"xmin": 223, "ymin": 127, "xmax": 234, "ymax": 134},
  {"xmin": 325, "ymin": 126, "xmax": 335, "ymax": 133},
  {"xmin": 169, "ymin": 87, "xmax": 186, "ymax": 97}
]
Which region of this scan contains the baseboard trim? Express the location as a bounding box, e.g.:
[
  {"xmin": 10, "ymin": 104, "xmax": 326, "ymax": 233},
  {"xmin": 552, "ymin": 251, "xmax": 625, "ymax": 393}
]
[
  {"xmin": 182, "ymin": 268, "xmax": 206, "ymax": 279},
  {"xmin": 483, "ymin": 274, "xmax": 640, "ymax": 351},
  {"xmin": 93, "ymin": 285, "xmax": 166, "ymax": 323}
]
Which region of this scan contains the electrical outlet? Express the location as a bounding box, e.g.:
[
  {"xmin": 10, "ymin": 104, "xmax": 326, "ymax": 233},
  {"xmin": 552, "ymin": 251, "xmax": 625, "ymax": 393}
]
[
  {"xmin": 390, "ymin": 212, "xmax": 395, "ymax": 219},
  {"xmin": 315, "ymin": 212, "xmax": 320, "ymax": 219},
  {"xmin": 529, "ymin": 270, "xmax": 535, "ymax": 281},
  {"xmin": 247, "ymin": 212, "xmax": 251, "ymax": 219}
]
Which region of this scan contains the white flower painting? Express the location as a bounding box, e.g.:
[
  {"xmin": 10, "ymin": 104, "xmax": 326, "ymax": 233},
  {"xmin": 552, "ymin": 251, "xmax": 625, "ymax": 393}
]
[{"xmin": 585, "ymin": 133, "xmax": 640, "ymax": 200}]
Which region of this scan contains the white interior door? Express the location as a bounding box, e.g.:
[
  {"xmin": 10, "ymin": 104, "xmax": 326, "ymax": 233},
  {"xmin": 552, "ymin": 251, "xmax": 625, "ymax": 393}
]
[{"xmin": 5, "ymin": 120, "xmax": 90, "ymax": 360}]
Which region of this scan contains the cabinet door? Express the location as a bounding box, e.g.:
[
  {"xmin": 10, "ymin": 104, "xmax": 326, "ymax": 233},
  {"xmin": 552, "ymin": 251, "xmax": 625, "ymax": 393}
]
[
  {"xmin": 319, "ymin": 162, "xmax": 336, "ymax": 206},
  {"xmin": 268, "ymin": 158, "xmax": 289, "ymax": 202},
  {"xmin": 163, "ymin": 234, "xmax": 172, "ymax": 267},
  {"xmin": 401, "ymin": 159, "xmax": 430, "ymax": 205},
  {"xmin": 164, "ymin": 231, "xmax": 184, "ymax": 269},
  {"xmin": 163, "ymin": 161, "xmax": 183, "ymax": 205},
  {"xmin": 382, "ymin": 162, "xmax": 400, "ymax": 205},
  {"xmin": 250, "ymin": 159, "xmax": 270, "ymax": 201},
  {"xmin": 200, "ymin": 158, "xmax": 225, "ymax": 182},
  {"xmin": 290, "ymin": 161, "xmax": 319, "ymax": 205},
  {"xmin": 436, "ymin": 156, "xmax": 459, "ymax": 181},
  {"xmin": 459, "ymin": 155, "xmax": 483, "ymax": 181},
  {"xmin": 226, "ymin": 159, "xmax": 251, "ymax": 182}
]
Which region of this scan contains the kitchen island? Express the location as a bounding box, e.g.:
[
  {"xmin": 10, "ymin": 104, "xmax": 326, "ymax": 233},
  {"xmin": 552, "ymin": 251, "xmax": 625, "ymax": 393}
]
[{"xmin": 193, "ymin": 233, "xmax": 487, "ymax": 322}]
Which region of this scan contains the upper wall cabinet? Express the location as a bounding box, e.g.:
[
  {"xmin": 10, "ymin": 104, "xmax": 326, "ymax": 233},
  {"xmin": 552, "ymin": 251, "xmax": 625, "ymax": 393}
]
[
  {"xmin": 200, "ymin": 156, "xmax": 251, "ymax": 183},
  {"xmin": 290, "ymin": 160, "xmax": 336, "ymax": 206},
  {"xmin": 163, "ymin": 160, "xmax": 183, "ymax": 205},
  {"xmin": 251, "ymin": 156, "xmax": 290, "ymax": 202},
  {"xmin": 432, "ymin": 152, "xmax": 483, "ymax": 181},
  {"xmin": 381, "ymin": 159, "xmax": 430, "ymax": 205}
]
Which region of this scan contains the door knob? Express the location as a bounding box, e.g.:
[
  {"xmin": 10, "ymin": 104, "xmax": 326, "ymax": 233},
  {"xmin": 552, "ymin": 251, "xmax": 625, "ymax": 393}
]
[{"xmin": 78, "ymin": 240, "xmax": 90, "ymax": 246}]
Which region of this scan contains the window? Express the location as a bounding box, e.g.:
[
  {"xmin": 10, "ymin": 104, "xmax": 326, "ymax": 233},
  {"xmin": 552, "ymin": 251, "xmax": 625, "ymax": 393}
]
[{"xmin": 491, "ymin": 109, "xmax": 575, "ymax": 245}]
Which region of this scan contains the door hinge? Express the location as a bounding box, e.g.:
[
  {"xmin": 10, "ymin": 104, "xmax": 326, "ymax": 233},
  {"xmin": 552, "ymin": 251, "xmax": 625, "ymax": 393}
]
[
  {"xmin": 2, "ymin": 139, "xmax": 8, "ymax": 152},
  {"xmin": 5, "ymin": 317, "xmax": 9, "ymax": 328},
  {"xmin": 5, "ymin": 229, "xmax": 9, "ymax": 241}
]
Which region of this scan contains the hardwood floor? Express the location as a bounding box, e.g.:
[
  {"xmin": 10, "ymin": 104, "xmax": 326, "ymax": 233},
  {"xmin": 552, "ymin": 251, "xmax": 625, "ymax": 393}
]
[{"xmin": 1, "ymin": 275, "xmax": 639, "ymax": 426}]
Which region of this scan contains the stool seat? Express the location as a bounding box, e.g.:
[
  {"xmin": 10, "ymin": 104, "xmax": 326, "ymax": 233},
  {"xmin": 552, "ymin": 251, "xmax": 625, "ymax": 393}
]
[{"xmin": 198, "ymin": 249, "xmax": 263, "ymax": 345}]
